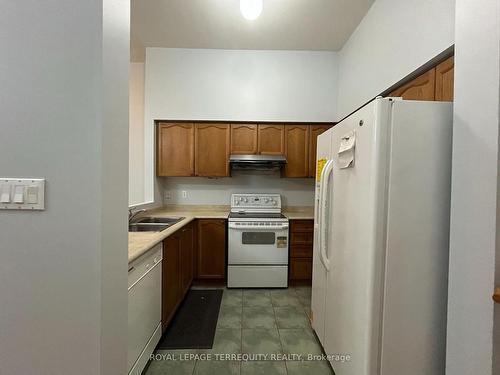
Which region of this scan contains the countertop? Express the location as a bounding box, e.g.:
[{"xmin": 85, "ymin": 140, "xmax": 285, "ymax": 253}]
[
  {"xmin": 128, "ymin": 205, "xmax": 314, "ymax": 263},
  {"xmin": 283, "ymin": 206, "xmax": 315, "ymax": 220}
]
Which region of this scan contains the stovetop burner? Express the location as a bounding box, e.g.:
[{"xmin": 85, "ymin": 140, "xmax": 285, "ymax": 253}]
[{"xmin": 228, "ymin": 212, "xmax": 287, "ymax": 219}]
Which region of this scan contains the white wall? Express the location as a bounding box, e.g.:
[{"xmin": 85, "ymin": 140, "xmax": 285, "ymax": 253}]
[
  {"xmin": 130, "ymin": 62, "xmax": 145, "ymax": 206},
  {"xmin": 144, "ymin": 48, "xmax": 338, "ymax": 204},
  {"xmin": 0, "ymin": 1, "xmax": 129, "ymax": 374},
  {"xmin": 336, "ymin": 0, "xmax": 455, "ymax": 119},
  {"xmin": 100, "ymin": 1, "xmax": 130, "ymax": 373},
  {"xmin": 446, "ymin": 0, "xmax": 500, "ymax": 373},
  {"xmin": 145, "ymin": 48, "xmax": 338, "ymax": 122},
  {"xmin": 160, "ymin": 172, "xmax": 314, "ymax": 207}
]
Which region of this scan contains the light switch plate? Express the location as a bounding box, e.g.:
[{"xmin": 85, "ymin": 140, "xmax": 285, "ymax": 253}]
[
  {"xmin": 0, "ymin": 178, "xmax": 45, "ymax": 210},
  {"xmin": 0, "ymin": 184, "xmax": 10, "ymax": 203}
]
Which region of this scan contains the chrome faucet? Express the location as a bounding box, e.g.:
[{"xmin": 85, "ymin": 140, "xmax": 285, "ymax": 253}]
[{"xmin": 128, "ymin": 208, "xmax": 146, "ymax": 224}]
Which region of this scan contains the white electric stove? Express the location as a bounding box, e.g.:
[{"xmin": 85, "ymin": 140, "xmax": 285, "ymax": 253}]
[{"xmin": 227, "ymin": 193, "xmax": 289, "ymax": 288}]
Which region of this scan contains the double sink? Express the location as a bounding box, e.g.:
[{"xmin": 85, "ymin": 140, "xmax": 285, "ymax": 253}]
[{"xmin": 129, "ymin": 217, "xmax": 185, "ymax": 232}]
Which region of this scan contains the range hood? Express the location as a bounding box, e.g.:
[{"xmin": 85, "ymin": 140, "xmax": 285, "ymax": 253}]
[{"xmin": 229, "ymin": 154, "xmax": 287, "ymax": 171}]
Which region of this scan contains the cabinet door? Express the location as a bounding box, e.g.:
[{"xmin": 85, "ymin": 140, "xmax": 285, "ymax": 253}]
[
  {"xmin": 290, "ymin": 258, "xmax": 313, "ymax": 280},
  {"xmin": 290, "ymin": 245, "xmax": 313, "ymax": 258},
  {"xmin": 196, "ymin": 219, "xmax": 226, "ymax": 279},
  {"xmin": 289, "ymin": 219, "xmax": 314, "ymax": 282},
  {"xmin": 309, "ymin": 125, "xmax": 331, "ymax": 178},
  {"xmin": 290, "ymin": 219, "xmax": 314, "ymax": 233},
  {"xmin": 389, "ymin": 68, "xmax": 436, "ymax": 101},
  {"xmin": 435, "ymin": 56, "xmax": 454, "ymax": 101},
  {"xmin": 258, "ymin": 124, "xmax": 285, "ymax": 155},
  {"xmin": 157, "ymin": 123, "xmax": 195, "ymax": 176},
  {"xmin": 230, "ymin": 124, "xmax": 258, "ymax": 154},
  {"xmin": 180, "ymin": 223, "xmax": 194, "ymax": 294},
  {"xmin": 290, "ymin": 220, "xmax": 314, "ymax": 246},
  {"xmin": 162, "ymin": 234, "xmax": 181, "ymax": 331},
  {"xmin": 195, "ymin": 123, "xmax": 230, "ymax": 177},
  {"xmin": 284, "ymin": 125, "xmax": 309, "ymax": 177}
]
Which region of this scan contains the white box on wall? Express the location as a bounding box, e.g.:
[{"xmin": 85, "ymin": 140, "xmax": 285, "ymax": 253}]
[{"xmin": 0, "ymin": 178, "xmax": 45, "ymax": 210}]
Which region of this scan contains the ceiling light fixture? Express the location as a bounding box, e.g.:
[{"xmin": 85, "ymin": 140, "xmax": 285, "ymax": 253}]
[{"xmin": 240, "ymin": 0, "xmax": 263, "ymax": 20}]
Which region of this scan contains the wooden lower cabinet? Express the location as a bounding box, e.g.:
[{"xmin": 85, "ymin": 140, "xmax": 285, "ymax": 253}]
[
  {"xmin": 290, "ymin": 231, "xmax": 314, "ymax": 245},
  {"xmin": 290, "ymin": 258, "xmax": 313, "ymax": 280},
  {"xmin": 196, "ymin": 219, "xmax": 226, "ymax": 280},
  {"xmin": 289, "ymin": 219, "xmax": 314, "ymax": 283},
  {"xmin": 161, "ymin": 219, "xmax": 226, "ymax": 330},
  {"xmin": 180, "ymin": 222, "xmax": 194, "ymax": 294},
  {"xmin": 162, "ymin": 234, "xmax": 181, "ymax": 331},
  {"xmin": 162, "ymin": 222, "xmax": 195, "ymax": 331},
  {"xmin": 291, "ymin": 245, "xmax": 313, "ymax": 258},
  {"xmin": 290, "ymin": 219, "xmax": 313, "ymax": 233}
]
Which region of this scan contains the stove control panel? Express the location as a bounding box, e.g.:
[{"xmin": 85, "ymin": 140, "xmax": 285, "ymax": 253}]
[{"xmin": 231, "ymin": 193, "xmax": 281, "ymax": 211}]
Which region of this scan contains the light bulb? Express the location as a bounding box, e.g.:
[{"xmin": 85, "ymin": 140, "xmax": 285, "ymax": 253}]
[{"xmin": 240, "ymin": 0, "xmax": 263, "ymax": 20}]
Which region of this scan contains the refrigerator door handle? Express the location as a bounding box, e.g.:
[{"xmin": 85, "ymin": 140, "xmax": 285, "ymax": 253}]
[
  {"xmin": 316, "ymin": 159, "xmax": 327, "ymax": 268},
  {"xmin": 316, "ymin": 159, "xmax": 327, "ymax": 270},
  {"xmin": 320, "ymin": 160, "xmax": 334, "ymax": 271},
  {"xmin": 316, "ymin": 175, "xmax": 323, "ymax": 267}
]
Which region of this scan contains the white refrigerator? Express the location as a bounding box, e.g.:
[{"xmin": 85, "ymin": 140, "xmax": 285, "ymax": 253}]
[{"xmin": 311, "ymin": 98, "xmax": 452, "ymax": 375}]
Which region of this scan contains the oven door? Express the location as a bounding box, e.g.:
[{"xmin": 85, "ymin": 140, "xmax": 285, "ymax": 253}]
[{"xmin": 228, "ymin": 223, "xmax": 289, "ymax": 265}]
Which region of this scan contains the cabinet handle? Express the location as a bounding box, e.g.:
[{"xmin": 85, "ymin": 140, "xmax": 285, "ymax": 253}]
[{"xmin": 493, "ymin": 287, "xmax": 500, "ymax": 304}]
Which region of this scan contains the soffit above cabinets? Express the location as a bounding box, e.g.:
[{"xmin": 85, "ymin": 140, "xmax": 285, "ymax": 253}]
[{"xmin": 131, "ymin": 0, "xmax": 375, "ymax": 62}]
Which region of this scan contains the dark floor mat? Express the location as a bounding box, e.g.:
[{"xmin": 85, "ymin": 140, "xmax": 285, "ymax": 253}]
[{"xmin": 156, "ymin": 289, "xmax": 223, "ymax": 350}]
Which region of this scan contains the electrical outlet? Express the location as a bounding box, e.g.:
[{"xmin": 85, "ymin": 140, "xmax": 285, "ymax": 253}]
[
  {"xmin": 182, "ymin": 190, "xmax": 187, "ymax": 199},
  {"xmin": 164, "ymin": 190, "xmax": 171, "ymax": 202}
]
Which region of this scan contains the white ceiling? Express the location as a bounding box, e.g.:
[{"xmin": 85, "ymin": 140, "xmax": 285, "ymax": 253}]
[{"xmin": 131, "ymin": 0, "xmax": 375, "ymax": 62}]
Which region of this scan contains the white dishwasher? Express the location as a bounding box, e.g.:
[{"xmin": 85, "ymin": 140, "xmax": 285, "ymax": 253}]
[{"xmin": 128, "ymin": 243, "xmax": 162, "ymax": 375}]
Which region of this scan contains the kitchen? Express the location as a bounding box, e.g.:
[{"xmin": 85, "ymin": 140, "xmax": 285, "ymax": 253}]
[
  {"xmin": 1, "ymin": 1, "xmax": 499, "ymax": 375},
  {"xmin": 128, "ymin": 1, "xmax": 458, "ymax": 373}
]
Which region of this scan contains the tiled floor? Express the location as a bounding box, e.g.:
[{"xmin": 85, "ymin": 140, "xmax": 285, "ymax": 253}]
[{"xmin": 145, "ymin": 287, "xmax": 334, "ymax": 375}]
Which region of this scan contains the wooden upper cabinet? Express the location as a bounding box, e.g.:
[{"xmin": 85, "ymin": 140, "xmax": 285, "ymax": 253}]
[
  {"xmin": 230, "ymin": 124, "xmax": 258, "ymax": 154},
  {"xmin": 194, "ymin": 123, "xmax": 230, "ymax": 177},
  {"xmin": 258, "ymin": 124, "xmax": 285, "ymax": 155},
  {"xmin": 435, "ymin": 56, "xmax": 454, "ymax": 101},
  {"xmin": 196, "ymin": 219, "xmax": 226, "ymax": 279},
  {"xmin": 157, "ymin": 123, "xmax": 195, "ymax": 176},
  {"xmin": 308, "ymin": 124, "xmax": 331, "ymax": 178},
  {"xmin": 389, "ymin": 68, "xmax": 436, "ymax": 101},
  {"xmin": 284, "ymin": 125, "xmax": 309, "ymax": 178}
]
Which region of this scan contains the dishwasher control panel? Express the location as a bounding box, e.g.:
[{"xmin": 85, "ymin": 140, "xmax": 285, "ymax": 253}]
[{"xmin": 128, "ymin": 243, "xmax": 162, "ymax": 289}]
